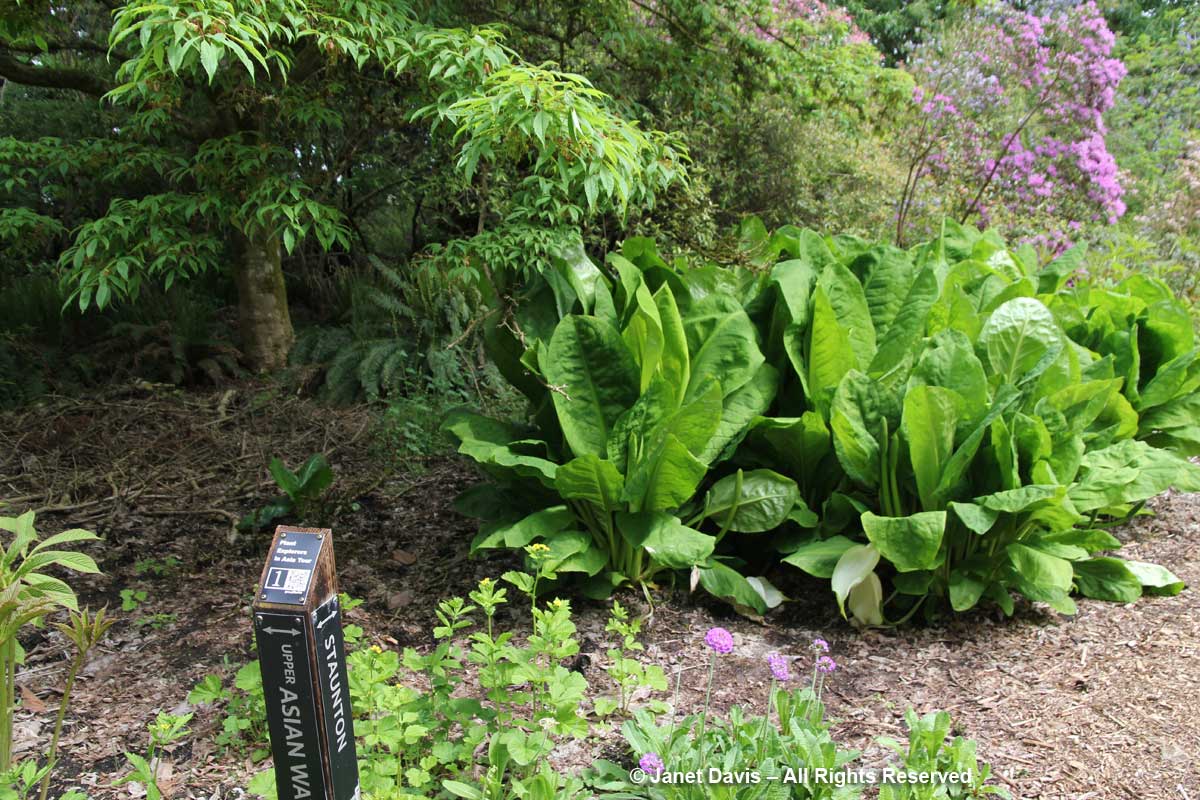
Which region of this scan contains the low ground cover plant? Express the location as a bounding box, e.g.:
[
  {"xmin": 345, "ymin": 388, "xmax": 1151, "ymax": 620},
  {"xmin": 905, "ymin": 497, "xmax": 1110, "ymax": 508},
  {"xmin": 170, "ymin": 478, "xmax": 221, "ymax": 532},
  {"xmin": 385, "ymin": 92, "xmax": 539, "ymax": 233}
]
[
  {"xmin": 238, "ymin": 454, "xmax": 335, "ymax": 532},
  {"xmin": 214, "ymin": 579, "xmax": 1007, "ymax": 799},
  {"xmin": 448, "ymin": 221, "xmax": 1200, "ymax": 623}
]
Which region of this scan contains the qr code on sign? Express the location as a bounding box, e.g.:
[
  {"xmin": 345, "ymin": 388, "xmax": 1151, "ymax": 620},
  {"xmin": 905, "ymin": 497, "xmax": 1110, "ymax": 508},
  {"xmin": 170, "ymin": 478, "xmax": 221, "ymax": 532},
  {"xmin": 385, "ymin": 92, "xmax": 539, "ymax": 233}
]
[{"xmin": 283, "ymin": 569, "xmax": 311, "ymax": 592}]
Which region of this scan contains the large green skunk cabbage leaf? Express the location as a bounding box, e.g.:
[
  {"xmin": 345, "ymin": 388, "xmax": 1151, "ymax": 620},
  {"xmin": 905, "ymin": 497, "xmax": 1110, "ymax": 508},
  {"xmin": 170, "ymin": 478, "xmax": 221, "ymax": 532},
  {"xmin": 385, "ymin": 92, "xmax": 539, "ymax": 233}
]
[
  {"xmin": 861, "ymin": 511, "xmax": 946, "ymax": 572},
  {"xmin": 703, "ymin": 469, "xmax": 799, "ymax": 533},
  {"xmin": 541, "ymin": 316, "xmax": 640, "ymax": 458},
  {"xmin": 980, "ymin": 297, "xmax": 1064, "ymax": 385}
]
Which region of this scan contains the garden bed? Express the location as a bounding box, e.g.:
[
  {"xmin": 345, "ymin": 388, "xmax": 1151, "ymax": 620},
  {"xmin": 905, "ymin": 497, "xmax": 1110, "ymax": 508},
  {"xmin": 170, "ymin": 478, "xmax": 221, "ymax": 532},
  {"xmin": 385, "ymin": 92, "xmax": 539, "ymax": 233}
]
[{"xmin": 2, "ymin": 386, "xmax": 1197, "ymax": 800}]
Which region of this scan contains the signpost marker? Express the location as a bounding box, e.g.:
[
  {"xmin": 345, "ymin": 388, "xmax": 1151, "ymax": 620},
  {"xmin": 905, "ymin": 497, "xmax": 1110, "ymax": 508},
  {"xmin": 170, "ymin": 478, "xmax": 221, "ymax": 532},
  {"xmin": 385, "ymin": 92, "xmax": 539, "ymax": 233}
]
[{"xmin": 253, "ymin": 526, "xmax": 359, "ymax": 800}]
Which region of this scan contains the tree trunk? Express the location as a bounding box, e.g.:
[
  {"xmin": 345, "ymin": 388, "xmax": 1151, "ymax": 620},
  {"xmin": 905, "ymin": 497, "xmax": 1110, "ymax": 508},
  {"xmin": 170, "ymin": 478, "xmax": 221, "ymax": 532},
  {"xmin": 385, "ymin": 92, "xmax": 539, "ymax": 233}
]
[{"xmin": 233, "ymin": 229, "xmax": 294, "ymax": 371}]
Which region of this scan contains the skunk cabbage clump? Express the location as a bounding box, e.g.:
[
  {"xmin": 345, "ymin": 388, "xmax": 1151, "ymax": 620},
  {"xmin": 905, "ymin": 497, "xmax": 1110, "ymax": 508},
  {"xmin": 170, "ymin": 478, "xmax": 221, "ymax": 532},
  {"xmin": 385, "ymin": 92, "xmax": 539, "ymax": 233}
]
[
  {"xmin": 443, "ymin": 241, "xmax": 790, "ymax": 614},
  {"xmin": 446, "ymin": 221, "xmax": 1200, "ymax": 622}
]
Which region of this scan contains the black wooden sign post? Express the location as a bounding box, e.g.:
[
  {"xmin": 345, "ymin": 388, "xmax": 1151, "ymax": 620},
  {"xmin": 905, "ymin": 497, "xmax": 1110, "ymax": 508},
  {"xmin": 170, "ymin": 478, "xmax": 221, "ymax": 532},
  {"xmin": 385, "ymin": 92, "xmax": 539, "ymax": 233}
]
[{"xmin": 253, "ymin": 526, "xmax": 359, "ymax": 800}]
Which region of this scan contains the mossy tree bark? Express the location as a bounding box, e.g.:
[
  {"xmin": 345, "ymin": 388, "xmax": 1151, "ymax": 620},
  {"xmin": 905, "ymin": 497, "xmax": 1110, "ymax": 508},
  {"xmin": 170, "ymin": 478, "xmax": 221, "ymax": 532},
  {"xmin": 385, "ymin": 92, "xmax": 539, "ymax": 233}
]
[{"xmin": 233, "ymin": 229, "xmax": 294, "ymax": 371}]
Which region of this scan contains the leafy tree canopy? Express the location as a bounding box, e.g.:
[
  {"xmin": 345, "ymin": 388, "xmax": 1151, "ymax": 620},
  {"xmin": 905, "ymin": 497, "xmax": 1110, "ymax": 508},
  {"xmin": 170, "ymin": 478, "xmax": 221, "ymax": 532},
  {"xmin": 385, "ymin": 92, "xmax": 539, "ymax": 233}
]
[{"xmin": 0, "ymin": 0, "xmax": 686, "ymax": 368}]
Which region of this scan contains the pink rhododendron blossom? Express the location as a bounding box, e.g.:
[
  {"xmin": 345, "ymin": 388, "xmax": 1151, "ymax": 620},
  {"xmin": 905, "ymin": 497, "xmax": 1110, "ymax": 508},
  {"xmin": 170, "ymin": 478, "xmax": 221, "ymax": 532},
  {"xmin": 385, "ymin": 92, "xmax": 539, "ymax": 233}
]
[{"xmin": 897, "ymin": 2, "xmax": 1127, "ymax": 250}]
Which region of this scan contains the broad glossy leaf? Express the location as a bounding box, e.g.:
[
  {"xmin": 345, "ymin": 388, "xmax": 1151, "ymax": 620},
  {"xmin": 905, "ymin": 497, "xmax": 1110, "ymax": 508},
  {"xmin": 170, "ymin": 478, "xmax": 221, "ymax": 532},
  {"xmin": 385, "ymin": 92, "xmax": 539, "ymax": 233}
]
[
  {"xmin": 902, "ymin": 385, "xmax": 961, "ymax": 511},
  {"xmin": 483, "ymin": 311, "xmax": 548, "ymax": 404},
  {"xmin": 1136, "ymin": 348, "xmax": 1200, "ymax": 412},
  {"xmin": 442, "ymin": 410, "xmax": 558, "ymax": 486},
  {"xmin": 622, "ymin": 282, "xmax": 664, "ymax": 393},
  {"xmin": 1072, "ymin": 558, "xmax": 1142, "ymax": 603},
  {"xmin": 610, "ymin": 379, "xmax": 722, "ymax": 470},
  {"xmin": 948, "ymin": 502, "xmax": 998, "ymax": 535},
  {"xmin": 294, "ymin": 453, "xmax": 333, "ymax": 498},
  {"xmin": 743, "ymin": 412, "xmax": 830, "ymax": 481},
  {"xmin": 990, "ymin": 415, "xmax": 1020, "ymax": 491},
  {"xmin": 617, "ymin": 512, "xmax": 714, "ymax": 569},
  {"xmin": 620, "ymin": 432, "xmax": 707, "ymax": 512},
  {"xmin": 819, "ymin": 261, "xmax": 876, "ymax": 368},
  {"xmin": 807, "ymin": 286, "xmax": 856, "ymax": 416},
  {"xmin": 1037, "ymin": 244, "xmax": 1086, "ymax": 293},
  {"xmin": 1041, "ymin": 379, "xmax": 1121, "ymax": 436},
  {"xmin": 766, "ymin": 259, "xmax": 818, "ymax": 365},
  {"xmin": 782, "ymin": 535, "xmax": 857, "ymax": 578},
  {"xmin": 908, "ymin": 330, "xmax": 990, "ymax": 423},
  {"xmin": 981, "ymin": 297, "xmax": 1064, "ymax": 384},
  {"xmin": 555, "ymin": 456, "xmax": 624, "ymax": 513},
  {"xmin": 893, "ymin": 570, "xmax": 935, "ymax": 596},
  {"xmin": 1006, "ymin": 542, "xmax": 1073, "ymax": 602},
  {"xmin": 542, "ymin": 316, "xmax": 640, "ymax": 458},
  {"xmin": 986, "ymin": 582, "xmax": 1015, "ymax": 616},
  {"xmin": 268, "ymin": 457, "xmax": 300, "ymax": 499},
  {"xmin": 471, "ymin": 506, "xmax": 574, "ymax": 551},
  {"xmin": 1021, "ymin": 531, "xmax": 1088, "ymax": 561},
  {"xmin": 682, "ymin": 296, "xmax": 764, "ymax": 402},
  {"xmin": 695, "ymin": 559, "xmax": 767, "ymax": 615},
  {"xmin": 933, "ymin": 384, "xmax": 1021, "ymax": 504},
  {"xmin": 653, "ymin": 285, "xmax": 689, "ymax": 405},
  {"xmin": 853, "ymin": 245, "xmax": 913, "ymax": 333},
  {"xmin": 700, "ymin": 363, "xmax": 779, "ymax": 465},
  {"xmin": 975, "ymin": 485, "xmax": 1063, "ymax": 513},
  {"xmin": 949, "ymin": 569, "xmax": 986, "ymax": 611},
  {"xmin": 542, "ymin": 531, "xmax": 608, "ymax": 576},
  {"xmin": 1068, "ymin": 439, "xmax": 1200, "ymax": 512},
  {"xmin": 788, "ymin": 500, "xmax": 818, "ymax": 528},
  {"xmin": 1124, "ymin": 561, "xmax": 1185, "ymax": 596},
  {"xmin": 1138, "ymin": 393, "xmax": 1200, "ymax": 456},
  {"xmin": 770, "ymin": 226, "xmax": 838, "ymax": 268},
  {"xmin": 1036, "ymin": 527, "xmax": 1121, "ymax": 554},
  {"xmin": 704, "ymin": 469, "xmax": 798, "ymax": 533},
  {"xmin": 830, "ymin": 371, "xmax": 897, "ymax": 489},
  {"xmin": 862, "ymin": 511, "xmax": 946, "ymax": 572},
  {"xmin": 869, "ymin": 267, "xmax": 938, "ymax": 380},
  {"xmin": 553, "ymin": 240, "xmax": 606, "ymax": 315}
]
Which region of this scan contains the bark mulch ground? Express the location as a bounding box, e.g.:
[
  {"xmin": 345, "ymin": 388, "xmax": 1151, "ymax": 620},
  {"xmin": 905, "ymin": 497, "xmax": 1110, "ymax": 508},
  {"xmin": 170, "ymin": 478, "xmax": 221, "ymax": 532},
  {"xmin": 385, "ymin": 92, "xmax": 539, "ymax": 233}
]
[{"xmin": 1, "ymin": 383, "xmax": 1196, "ymax": 800}]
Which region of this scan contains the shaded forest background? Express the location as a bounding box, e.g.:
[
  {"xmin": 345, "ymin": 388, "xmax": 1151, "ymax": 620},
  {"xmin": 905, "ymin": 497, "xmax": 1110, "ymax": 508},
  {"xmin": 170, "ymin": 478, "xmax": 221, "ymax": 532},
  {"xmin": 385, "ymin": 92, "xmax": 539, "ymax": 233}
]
[{"xmin": 1, "ymin": 0, "xmax": 1196, "ymax": 411}]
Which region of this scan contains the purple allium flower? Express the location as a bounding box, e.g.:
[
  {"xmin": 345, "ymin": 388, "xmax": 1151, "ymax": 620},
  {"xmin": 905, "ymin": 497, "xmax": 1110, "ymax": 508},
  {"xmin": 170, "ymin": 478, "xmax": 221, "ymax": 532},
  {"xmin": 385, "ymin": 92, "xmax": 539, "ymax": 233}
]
[
  {"xmin": 767, "ymin": 652, "xmax": 790, "ymax": 681},
  {"xmin": 816, "ymin": 655, "xmax": 837, "ymax": 674},
  {"xmin": 639, "ymin": 752, "xmax": 664, "ymax": 777},
  {"xmin": 812, "ymin": 638, "xmax": 829, "ymax": 653},
  {"xmin": 704, "ymin": 627, "xmax": 734, "ymax": 654}
]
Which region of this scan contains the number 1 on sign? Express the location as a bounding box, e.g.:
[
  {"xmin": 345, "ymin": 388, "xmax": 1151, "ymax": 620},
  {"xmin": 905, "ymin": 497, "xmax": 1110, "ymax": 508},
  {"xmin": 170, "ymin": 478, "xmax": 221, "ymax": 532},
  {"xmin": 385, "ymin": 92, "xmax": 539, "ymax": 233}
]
[{"xmin": 268, "ymin": 568, "xmax": 288, "ymax": 589}]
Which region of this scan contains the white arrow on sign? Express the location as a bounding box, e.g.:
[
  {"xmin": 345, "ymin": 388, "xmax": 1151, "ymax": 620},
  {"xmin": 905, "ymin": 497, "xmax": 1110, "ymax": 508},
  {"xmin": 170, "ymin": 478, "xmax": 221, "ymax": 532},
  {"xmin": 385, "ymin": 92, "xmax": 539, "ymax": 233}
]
[{"xmin": 262, "ymin": 626, "xmax": 301, "ymax": 637}]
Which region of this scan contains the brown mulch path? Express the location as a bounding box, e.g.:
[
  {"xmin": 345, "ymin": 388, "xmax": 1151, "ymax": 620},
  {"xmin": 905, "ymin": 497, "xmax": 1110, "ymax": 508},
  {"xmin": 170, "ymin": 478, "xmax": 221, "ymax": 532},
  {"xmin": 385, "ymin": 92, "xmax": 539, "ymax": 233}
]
[
  {"xmin": 622, "ymin": 490, "xmax": 1200, "ymax": 800},
  {"xmin": 1, "ymin": 383, "xmax": 1197, "ymax": 800}
]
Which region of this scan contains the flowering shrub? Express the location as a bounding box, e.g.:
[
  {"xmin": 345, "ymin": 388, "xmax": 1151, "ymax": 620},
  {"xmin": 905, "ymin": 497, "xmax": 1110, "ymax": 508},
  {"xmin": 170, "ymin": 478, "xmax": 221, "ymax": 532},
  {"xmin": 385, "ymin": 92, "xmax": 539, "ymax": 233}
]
[{"xmin": 896, "ymin": 2, "xmax": 1128, "ymax": 252}]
